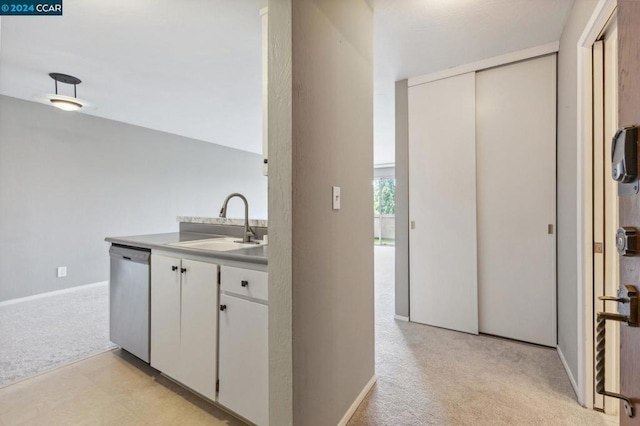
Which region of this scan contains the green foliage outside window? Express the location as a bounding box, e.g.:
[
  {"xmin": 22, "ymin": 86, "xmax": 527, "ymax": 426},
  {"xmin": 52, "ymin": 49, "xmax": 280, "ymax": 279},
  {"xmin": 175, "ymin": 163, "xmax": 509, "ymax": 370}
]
[{"xmin": 373, "ymin": 178, "xmax": 395, "ymax": 215}]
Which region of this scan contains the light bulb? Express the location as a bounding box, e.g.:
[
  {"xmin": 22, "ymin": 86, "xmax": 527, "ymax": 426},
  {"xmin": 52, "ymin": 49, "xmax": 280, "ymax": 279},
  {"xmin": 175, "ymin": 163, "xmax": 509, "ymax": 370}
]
[{"xmin": 50, "ymin": 98, "xmax": 83, "ymax": 111}]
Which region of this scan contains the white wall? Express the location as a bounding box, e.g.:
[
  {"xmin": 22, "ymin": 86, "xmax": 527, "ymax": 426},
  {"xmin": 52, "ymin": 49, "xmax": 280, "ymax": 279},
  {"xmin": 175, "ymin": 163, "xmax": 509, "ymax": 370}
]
[
  {"xmin": 291, "ymin": 1, "xmax": 374, "ymax": 423},
  {"xmin": 266, "ymin": 0, "xmax": 293, "ymax": 423},
  {"xmin": 556, "ymin": 0, "xmax": 600, "ymax": 383},
  {"xmin": 0, "ymin": 95, "xmax": 267, "ymax": 302},
  {"xmin": 268, "ymin": 0, "xmax": 375, "ymax": 424}
]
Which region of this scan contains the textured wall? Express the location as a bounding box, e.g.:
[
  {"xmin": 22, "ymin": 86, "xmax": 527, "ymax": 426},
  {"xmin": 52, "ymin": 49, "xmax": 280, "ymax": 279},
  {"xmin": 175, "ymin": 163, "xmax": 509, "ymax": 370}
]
[
  {"xmin": 291, "ymin": 0, "xmax": 375, "ymax": 424},
  {"xmin": 556, "ymin": 0, "xmax": 599, "ymax": 385},
  {"xmin": 0, "ymin": 95, "xmax": 267, "ymax": 302},
  {"xmin": 266, "ymin": 0, "xmax": 294, "ymax": 424}
]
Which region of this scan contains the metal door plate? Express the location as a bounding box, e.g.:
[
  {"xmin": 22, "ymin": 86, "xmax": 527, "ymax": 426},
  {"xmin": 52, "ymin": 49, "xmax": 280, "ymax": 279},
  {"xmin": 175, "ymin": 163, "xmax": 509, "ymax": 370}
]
[{"xmin": 619, "ymin": 179, "xmax": 640, "ymax": 196}]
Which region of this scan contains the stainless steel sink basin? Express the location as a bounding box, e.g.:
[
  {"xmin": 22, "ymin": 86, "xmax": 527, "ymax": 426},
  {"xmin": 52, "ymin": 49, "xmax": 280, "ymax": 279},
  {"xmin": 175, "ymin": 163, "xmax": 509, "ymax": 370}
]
[{"xmin": 169, "ymin": 237, "xmax": 266, "ymax": 252}]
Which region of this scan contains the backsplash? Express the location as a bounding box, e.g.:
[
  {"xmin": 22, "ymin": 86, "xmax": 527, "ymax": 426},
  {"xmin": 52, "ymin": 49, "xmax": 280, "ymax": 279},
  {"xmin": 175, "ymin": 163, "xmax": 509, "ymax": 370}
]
[{"xmin": 177, "ymin": 216, "xmax": 268, "ymax": 228}]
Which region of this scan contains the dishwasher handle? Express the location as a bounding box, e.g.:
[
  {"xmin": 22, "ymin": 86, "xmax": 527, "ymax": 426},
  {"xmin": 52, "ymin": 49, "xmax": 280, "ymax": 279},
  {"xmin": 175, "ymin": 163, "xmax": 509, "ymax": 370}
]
[{"xmin": 109, "ymin": 245, "xmax": 150, "ymax": 265}]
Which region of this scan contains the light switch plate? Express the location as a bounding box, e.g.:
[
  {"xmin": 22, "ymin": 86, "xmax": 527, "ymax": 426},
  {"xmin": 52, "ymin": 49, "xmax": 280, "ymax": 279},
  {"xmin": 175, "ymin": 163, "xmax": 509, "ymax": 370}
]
[{"xmin": 332, "ymin": 186, "xmax": 341, "ymax": 210}]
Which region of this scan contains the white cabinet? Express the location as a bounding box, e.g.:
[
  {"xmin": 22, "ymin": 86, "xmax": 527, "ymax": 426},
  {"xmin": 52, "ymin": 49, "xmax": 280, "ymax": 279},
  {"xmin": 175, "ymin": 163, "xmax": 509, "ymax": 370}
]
[
  {"xmin": 149, "ymin": 254, "xmax": 182, "ymax": 379},
  {"xmin": 150, "ymin": 253, "xmax": 218, "ymax": 401},
  {"xmin": 218, "ymin": 266, "xmax": 269, "ymax": 425}
]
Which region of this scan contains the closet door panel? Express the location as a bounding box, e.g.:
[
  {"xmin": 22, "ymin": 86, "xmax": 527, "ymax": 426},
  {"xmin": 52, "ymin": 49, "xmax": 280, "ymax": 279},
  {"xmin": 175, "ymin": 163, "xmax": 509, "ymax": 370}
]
[
  {"xmin": 408, "ymin": 72, "xmax": 478, "ymax": 334},
  {"xmin": 476, "ymin": 55, "xmax": 557, "ymax": 346}
]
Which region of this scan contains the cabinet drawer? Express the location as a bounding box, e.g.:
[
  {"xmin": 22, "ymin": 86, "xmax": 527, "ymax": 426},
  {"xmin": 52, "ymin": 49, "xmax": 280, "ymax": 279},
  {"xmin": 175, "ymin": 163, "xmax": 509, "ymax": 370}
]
[{"xmin": 220, "ymin": 266, "xmax": 268, "ymax": 302}]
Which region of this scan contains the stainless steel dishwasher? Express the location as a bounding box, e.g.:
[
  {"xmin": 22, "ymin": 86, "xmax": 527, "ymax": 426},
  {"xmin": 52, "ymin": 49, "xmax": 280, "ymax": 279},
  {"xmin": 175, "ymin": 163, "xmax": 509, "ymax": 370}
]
[{"xmin": 109, "ymin": 244, "xmax": 151, "ymax": 362}]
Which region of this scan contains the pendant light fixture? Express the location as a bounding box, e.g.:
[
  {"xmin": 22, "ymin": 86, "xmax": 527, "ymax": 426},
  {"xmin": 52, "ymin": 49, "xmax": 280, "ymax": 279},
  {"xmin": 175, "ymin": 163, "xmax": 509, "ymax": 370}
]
[{"xmin": 48, "ymin": 73, "xmax": 86, "ymax": 112}]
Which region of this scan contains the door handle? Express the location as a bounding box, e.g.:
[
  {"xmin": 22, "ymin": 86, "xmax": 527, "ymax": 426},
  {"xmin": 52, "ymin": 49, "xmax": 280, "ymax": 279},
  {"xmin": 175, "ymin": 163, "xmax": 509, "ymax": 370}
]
[
  {"xmin": 596, "ymin": 284, "xmax": 639, "ymax": 418},
  {"xmin": 600, "ymin": 296, "xmax": 629, "ymax": 303}
]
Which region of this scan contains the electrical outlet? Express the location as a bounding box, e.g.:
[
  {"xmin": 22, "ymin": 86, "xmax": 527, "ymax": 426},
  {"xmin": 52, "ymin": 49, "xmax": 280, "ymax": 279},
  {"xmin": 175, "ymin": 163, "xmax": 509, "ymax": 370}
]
[{"xmin": 57, "ymin": 266, "xmax": 67, "ymax": 278}]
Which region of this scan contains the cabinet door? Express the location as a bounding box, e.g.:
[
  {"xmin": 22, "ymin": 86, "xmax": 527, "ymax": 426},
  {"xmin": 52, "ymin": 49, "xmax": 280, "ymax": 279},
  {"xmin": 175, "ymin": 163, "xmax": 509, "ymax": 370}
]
[
  {"xmin": 218, "ymin": 294, "xmax": 268, "ymax": 425},
  {"xmin": 150, "ymin": 253, "xmax": 181, "ymax": 377},
  {"xmin": 179, "ymin": 259, "xmax": 219, "ymax": 401}
]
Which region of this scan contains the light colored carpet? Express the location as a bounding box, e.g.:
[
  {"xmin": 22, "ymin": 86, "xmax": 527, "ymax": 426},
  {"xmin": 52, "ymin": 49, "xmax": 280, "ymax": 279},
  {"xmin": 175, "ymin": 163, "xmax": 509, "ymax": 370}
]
[
  {"xmin": 0, "ymin": 283, "xmax": 116, "ymax": 387},
  {"xmin": 349, "ymin": 246, "xmax": 616, "ymax": 426}
]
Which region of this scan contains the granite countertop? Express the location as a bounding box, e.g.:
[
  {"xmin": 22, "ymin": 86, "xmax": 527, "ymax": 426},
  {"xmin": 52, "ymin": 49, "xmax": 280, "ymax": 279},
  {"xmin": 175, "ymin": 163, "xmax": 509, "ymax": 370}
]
[
  {"xmin": 177, "ymin": 216, "xmax": 268, "ymax": 228},
  {"xmin": 105, "ymin": 231, "xmax": 268, "ymax": 265}
]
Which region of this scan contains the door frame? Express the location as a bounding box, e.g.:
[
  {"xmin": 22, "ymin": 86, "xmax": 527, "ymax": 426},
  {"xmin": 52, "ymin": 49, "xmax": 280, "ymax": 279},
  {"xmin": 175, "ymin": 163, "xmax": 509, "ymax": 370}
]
[{"xmin": 577, "ymin": 0, "xmax": 617, "ymax": 409}]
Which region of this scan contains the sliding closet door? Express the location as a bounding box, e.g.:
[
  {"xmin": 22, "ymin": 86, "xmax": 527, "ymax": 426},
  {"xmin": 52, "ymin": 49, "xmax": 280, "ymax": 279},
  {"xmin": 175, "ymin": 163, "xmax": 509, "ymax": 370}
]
[
  {"xmin": 408, "ymin": 73, "xmax": 478, "ymax": 334},
  {"xmin": 476, "ymin": 55, "xmax": 556, "ymax": 346}
]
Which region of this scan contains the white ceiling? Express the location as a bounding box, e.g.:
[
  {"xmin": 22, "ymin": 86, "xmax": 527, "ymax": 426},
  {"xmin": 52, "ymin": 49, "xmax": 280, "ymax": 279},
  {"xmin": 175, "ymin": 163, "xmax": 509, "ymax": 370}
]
[
  {"xmin": 0, "ymin": 0, "xmax": 267, "ymax": 154},
  {"xmin": 0, "ymin": 0, "xmax": 574, "ymax": 163},
  {"xmin": 372, "ymin": 0, "xmax": 574, "ymax": 164}
]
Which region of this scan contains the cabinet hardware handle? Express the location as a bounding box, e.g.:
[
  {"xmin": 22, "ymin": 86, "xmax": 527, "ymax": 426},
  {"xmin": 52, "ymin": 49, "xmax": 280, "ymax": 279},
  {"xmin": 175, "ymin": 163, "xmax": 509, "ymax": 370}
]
[
  {"xmin": 180, "ymin": 268, "xmax": 187, "ymax": 274},
  {"xmin": 220, "ymin": 304, "xmax": 227, "ymax": 311},
  {"xmin": 171, "ymin": 266, "xmax": 178, "ymax": 271},
  {"xmin": 241, "ymin": 280, "xmax": 249, "ymax": 287}
]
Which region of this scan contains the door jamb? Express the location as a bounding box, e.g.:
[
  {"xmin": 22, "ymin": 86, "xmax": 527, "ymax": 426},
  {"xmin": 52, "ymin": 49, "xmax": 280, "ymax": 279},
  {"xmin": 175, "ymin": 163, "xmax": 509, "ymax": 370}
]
[{"xmin": 577, "ymin": 0, "xmax": 617, "ymax": 409}]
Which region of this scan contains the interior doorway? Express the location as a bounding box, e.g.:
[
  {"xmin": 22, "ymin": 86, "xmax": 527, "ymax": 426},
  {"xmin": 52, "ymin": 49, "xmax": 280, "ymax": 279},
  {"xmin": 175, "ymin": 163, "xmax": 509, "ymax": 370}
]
[{"xmin": 591, "ymin": 15, "xmax": 620, "ymax": 415}]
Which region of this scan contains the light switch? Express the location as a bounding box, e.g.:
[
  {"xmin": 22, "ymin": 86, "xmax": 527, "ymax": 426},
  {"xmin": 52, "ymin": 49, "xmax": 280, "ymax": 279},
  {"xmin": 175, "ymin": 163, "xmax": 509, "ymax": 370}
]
[{"xmin": 332, "ymin": 186, "xmax": 341, "ymax": 210}]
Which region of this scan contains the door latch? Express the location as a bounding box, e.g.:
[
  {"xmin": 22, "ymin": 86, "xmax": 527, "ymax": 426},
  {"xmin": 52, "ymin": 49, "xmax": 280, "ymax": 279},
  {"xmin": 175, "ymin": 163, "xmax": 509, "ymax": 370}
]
[
  {"xmin": 596, "ymin": 284, "xmax": 639, "ymax": 417},
  {"xmin": 594, "ymin": 242, "xmax": 604, "ymax": 254}
]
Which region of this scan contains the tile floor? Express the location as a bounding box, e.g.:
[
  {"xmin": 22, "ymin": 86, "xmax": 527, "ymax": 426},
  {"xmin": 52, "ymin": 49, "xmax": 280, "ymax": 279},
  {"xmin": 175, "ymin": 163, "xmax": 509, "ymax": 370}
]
[{"xmin": 0, "ymin": 349, "xmax": 244, "ymax": 426}]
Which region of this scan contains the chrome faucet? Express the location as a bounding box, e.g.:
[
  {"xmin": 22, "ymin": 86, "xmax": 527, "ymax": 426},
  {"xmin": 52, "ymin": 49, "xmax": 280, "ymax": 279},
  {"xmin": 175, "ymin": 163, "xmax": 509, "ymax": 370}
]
[{"xmin": 219, "ymin": 193, "xmax": 256, "ymax": 243}]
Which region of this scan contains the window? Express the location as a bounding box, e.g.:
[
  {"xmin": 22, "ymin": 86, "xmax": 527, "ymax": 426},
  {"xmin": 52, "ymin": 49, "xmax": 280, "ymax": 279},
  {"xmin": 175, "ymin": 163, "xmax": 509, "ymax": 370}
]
[{"xmin": 373, "ymin": 178, "xmax": 395, "ymax": 245}]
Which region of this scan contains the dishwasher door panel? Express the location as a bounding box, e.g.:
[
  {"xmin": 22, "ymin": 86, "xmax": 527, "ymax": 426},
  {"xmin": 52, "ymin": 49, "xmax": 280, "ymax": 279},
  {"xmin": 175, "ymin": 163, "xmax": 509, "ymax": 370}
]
[{"xmin": 109, "ymin": 252, "xmax": 150, "ymax": 362}]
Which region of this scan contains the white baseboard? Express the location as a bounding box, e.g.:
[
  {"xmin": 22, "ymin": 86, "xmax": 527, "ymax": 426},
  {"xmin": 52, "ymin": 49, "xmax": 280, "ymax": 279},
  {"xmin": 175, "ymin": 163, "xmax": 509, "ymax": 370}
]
[
  {"xmin": 0, "ymin": 281, "xmax": 108, "ymax": 307},
  {"xmin": 394, "ymin": 315, "xmax": 409, "ymax": 322},
  {"xmin": 557, "ymin": 345, "xmax": 579, "ymax": 399},
  {"xmin": 338, "ymin": 374, "xmax": 377, "ymax": 426}
]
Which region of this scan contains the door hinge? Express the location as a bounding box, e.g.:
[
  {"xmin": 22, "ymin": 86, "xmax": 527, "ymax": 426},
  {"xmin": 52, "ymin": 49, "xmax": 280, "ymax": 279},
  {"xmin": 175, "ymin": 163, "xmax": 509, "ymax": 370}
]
[
  {"xmin": 216, "ymin": 379, "xmax": 220, "ymax": 392},
  {"xmin": 594, "ymin": 242, "xmax": 604, "ymax": 253},
  {"xmin": 548, "ymin": 224, "xmax": 554, "ymax": 234}
]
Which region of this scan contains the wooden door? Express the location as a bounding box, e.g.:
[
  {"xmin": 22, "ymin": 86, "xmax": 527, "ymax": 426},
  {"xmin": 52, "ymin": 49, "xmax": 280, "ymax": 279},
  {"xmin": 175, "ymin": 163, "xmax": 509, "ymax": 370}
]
[
  {"xmin": 408, "ymin": 72, "xmax": 478, "ymax": 334},
  {"xmin": 617, "ymin": 2, "xmax": 640, "ymax": 424},
  {"xmin": 179, "ymin": 259, "xmax": 218, "ymax": 401},
  {"xmin": 218, "ymin": 293, "xmax": 269, "ymax": 425},
  {"xmin": 150, "ymin": 253, "xmax": 181, "ymax": 378},
  {"xmin": 475, "ymin": 55, "xmax": 557, "ymax": 346}
]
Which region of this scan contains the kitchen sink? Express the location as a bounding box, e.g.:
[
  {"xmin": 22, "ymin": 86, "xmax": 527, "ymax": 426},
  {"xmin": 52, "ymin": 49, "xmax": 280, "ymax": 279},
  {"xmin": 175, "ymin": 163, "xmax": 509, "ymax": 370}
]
[{"xmin": 169, "ymin": 237, "xmax": 266, "ymax": 252}]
